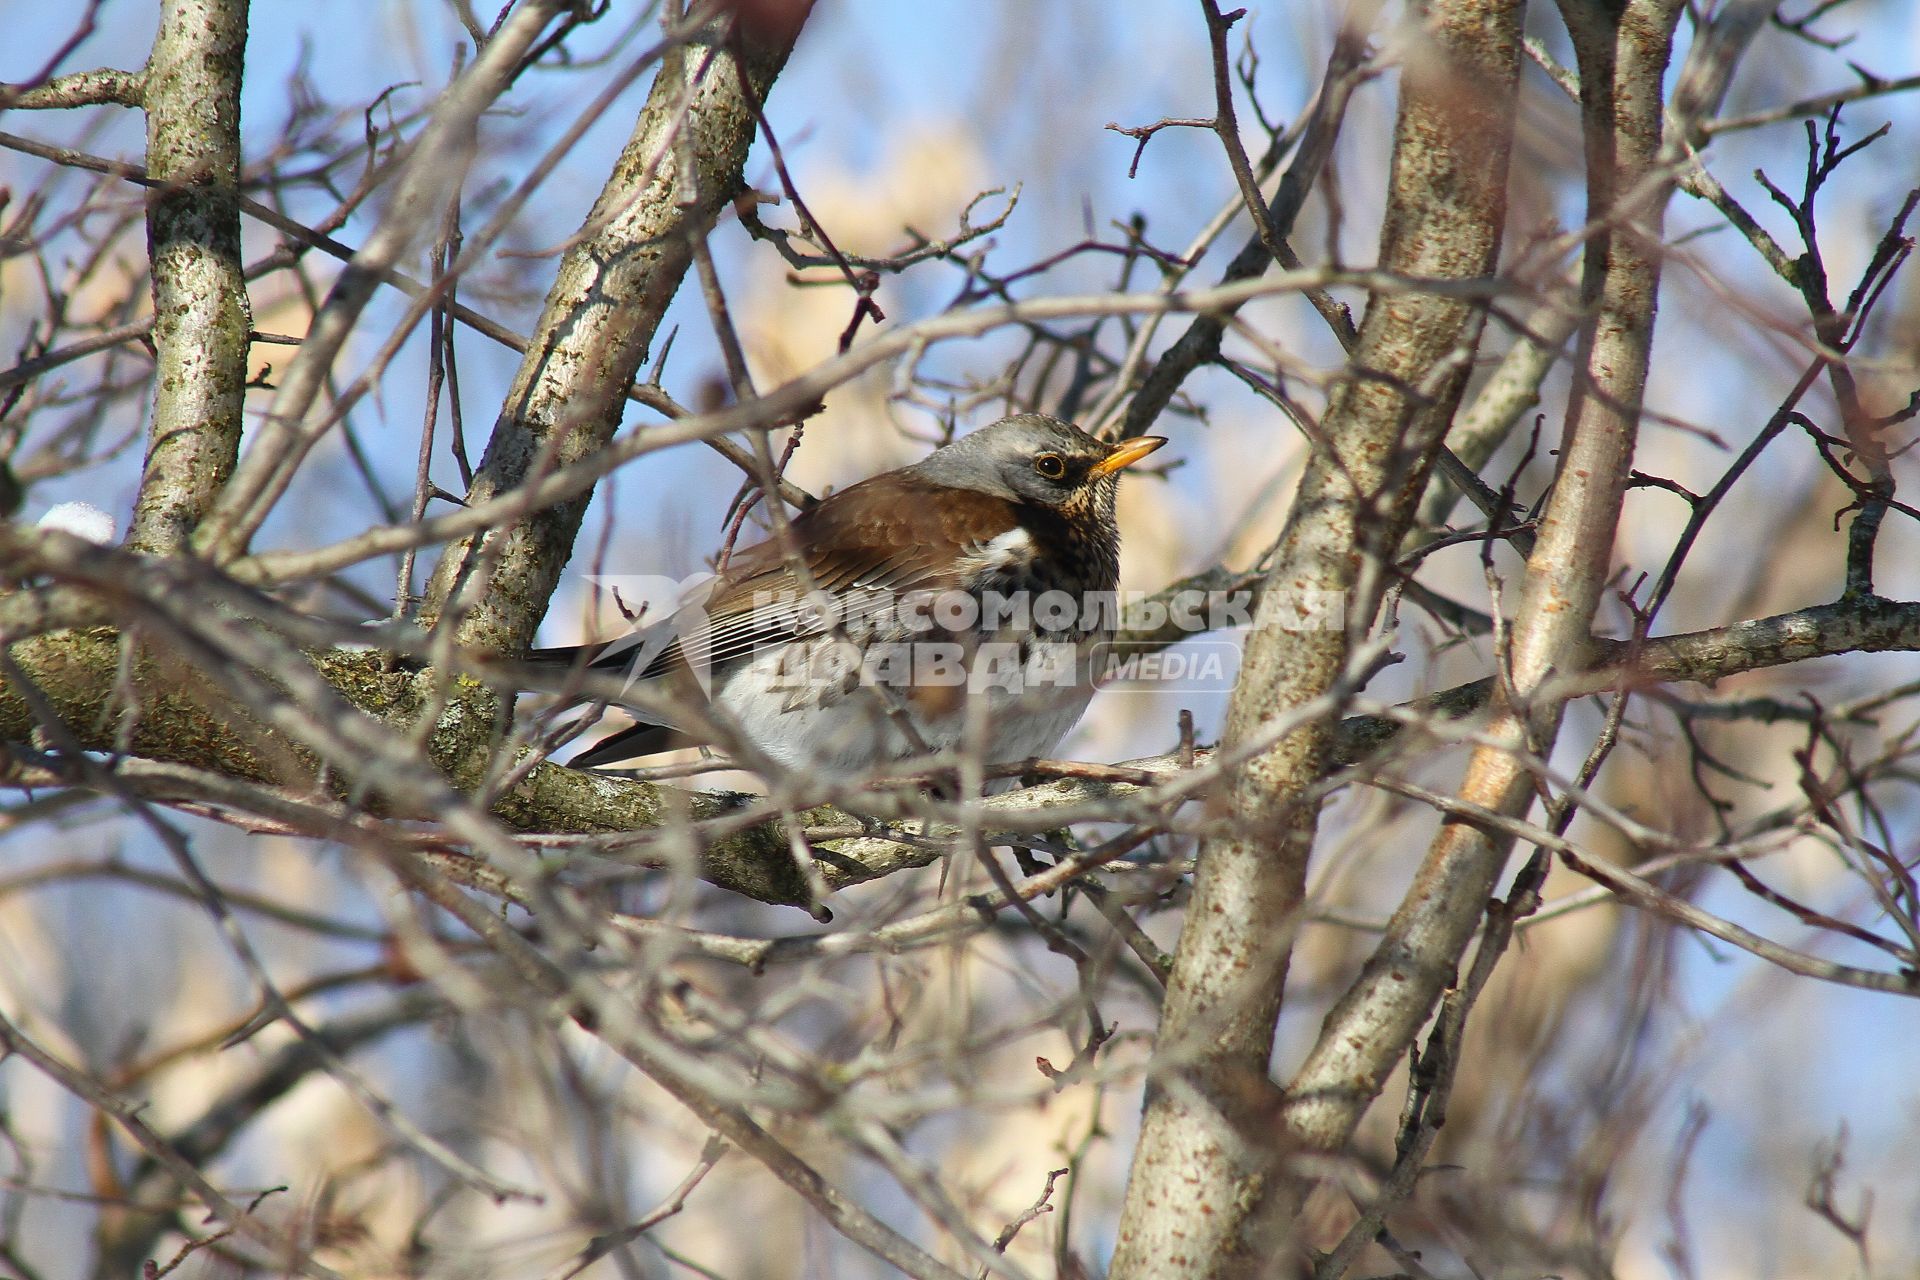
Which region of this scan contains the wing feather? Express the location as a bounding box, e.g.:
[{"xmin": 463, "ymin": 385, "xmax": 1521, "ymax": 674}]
[
  {"xmin": 599, "ymin": 476, "xmax": 1018, "ymax": 682},
  {"xmin": 546, "ymin": 475, "xmax": 1022, "ymax": 767}
]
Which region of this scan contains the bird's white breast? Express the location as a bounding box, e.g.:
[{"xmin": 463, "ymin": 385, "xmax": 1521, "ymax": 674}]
[{"xmin": 713, "ymin": 634, "xmax": 1096, "ymax": 780}]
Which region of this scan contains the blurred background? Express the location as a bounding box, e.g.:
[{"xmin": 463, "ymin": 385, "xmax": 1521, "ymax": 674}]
[{"xmin": 4, "ymin": 1, "xmax": 1920, "ymax": 1275}]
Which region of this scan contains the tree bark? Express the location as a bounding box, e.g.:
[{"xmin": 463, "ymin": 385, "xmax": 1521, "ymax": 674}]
[
  {"xmin": 1272, "ymin": 0, "xmax": 1686, "ymax": 1190},
  {"xmin": 126, "ymin": 0, "xmax": 252, "ymax": 554},
  {"xmin": 419, "ymin": 8, "xmax": 814, "ymax": 657},
  {"xmin": 1109, "ymin": 3, "xmax": 1526, "ymax": 1273}
]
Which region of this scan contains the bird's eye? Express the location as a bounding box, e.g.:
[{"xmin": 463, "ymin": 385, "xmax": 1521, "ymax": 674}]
[{"xmin": 1033, "ymin": 453, "xmax": 1067, "ymax": 480}]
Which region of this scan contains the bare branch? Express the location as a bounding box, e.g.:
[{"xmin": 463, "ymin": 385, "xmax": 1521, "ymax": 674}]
[
  {"xmin": 416, "ymin": 5, "xmax": 816, "ymax": 657},
  {"xmin": 1271, "ymin": 0, "xmax": 1687, "ymax": 1177},
  {"xmin": 0, "ymin": 66, "xmax": 144, "ymax": 111},
  {"xmin": 1111, "ymin": 3, "xmax": 1526, "ymax": 1271},
  {"xmin": 192, "ymin": 0, "xmax": 576, "ymax": 562},
  {"xmin": 125, "ymin": 0, "xmax": 253, "ymax": 554},
  {"xmin": 1116, "ymin": 0, "xmax": 1381, "ymax": 440}
]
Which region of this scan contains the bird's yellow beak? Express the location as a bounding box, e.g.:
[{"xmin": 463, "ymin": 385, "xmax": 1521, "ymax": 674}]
[{"xmin": 1089, "ymin": 435, "xmax": 1167, "ymax": 478}]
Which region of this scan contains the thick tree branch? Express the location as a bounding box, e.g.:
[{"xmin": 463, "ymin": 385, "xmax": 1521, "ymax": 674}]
[
  {"xmin": 7, "ymin": 519, "xmax": 1920, "ymax": 907},
  {"xmin": 125, "ymin": 0, "xmax": 252, "ymax": 555},
  {"xmin": 1110, "ymin": 3, "xmax": 1525, "ymax": 1273},
  {"xmin": 418, "ymin": 6, "xmax": 815, "ymax": 657},
  {"xmin": 1273, "ymin": 0, "xmax": 1687, "ymax": 1179}
]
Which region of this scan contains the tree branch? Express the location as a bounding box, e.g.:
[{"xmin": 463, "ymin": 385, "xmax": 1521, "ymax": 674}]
[
  {"xmin": 0, "ymin": 66, "xmax": 144, "ymax": 110},
  {"xmin": 1110, "ymin": 3, "xmax": 1526, "ymax": 1272},
  {"xmin": 125, "ymin": 0, "xmax": 253, "ymax": 555},
  {"xmin": 192, "ymin": 0, "xmax": 575, "ymax": 562},
  {"xmin": 1273, "ymin": 0, "xmax": 1687, "ymax": 1186},
  {"xmin": 417, "ymin": 5, "xmax": 816, "ymax": 657},
  {"xmin": 1117, "ymin": 0, "xmax": 1379, "ymax": 441}
]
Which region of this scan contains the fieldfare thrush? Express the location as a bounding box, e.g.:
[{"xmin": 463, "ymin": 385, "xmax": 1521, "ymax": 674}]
[{"xmin": 533, "ymin": 414, "xmax": 1164, "ymax": 778}]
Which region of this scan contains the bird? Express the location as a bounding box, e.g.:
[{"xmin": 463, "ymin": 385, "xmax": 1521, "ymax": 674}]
[{"xmin": 530, "ymin": 414, "xmax": 1165, "ymax": 781}]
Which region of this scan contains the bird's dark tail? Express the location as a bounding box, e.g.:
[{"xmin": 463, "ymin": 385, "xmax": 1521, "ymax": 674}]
[
  {"xmin": 522, "ymin": 641, "xmax": 622, "ymax": 671},
  {"xmin": 563, "ymin": 720, "xmax": 690, "ymax": 769},
  {"xmin": 522, "ymin": 643, "xmax": 689, "ymax": 769}
]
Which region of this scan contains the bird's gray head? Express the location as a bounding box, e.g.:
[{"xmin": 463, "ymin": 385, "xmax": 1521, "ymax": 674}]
[{"xmin": 908, "ymin": 414, "xmax": 1165, "ymax": 510}]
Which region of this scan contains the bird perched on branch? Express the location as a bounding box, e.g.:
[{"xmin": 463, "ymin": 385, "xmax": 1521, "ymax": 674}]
[{"xmin": 531, "ymin": 414, "xmax": 1164, "ymax": 780}]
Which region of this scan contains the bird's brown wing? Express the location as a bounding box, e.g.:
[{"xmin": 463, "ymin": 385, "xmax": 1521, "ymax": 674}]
[
  {"xmin": 624, "ymin": 475, "xmax": 1019, "ymax": 680},
  {"xmin": 537, "ymin": 478, "xmax": 1021, "ymax": 768}
]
